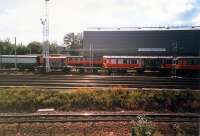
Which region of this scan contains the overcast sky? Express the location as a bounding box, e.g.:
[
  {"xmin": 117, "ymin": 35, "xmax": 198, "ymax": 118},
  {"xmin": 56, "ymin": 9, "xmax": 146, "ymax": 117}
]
[{"xmin": 0, "ymin": 0, "xmax": 200, "ymax": 45}]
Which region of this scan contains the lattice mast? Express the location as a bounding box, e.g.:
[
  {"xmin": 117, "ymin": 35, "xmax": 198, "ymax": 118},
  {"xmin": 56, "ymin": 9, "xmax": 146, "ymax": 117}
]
[{"xmin": 41, "ymin": 0, "xmax": 50, "ymax": 72}]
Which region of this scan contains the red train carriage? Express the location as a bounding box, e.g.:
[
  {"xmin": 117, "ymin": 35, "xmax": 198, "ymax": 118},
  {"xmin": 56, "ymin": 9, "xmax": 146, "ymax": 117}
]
[
  {"xmin": 103, "ymin": 56, "xmax": 173, "ymax": 73},
  {"xmin": 175, "ymin": 56, "xmax": 200, "ymax": 73},
  {"xmin": 65, "ymin": 56, "xmax": 102, "ymax": 73},
  {"xmin": 36, "ymin": 55, "xmax": 67, "ymax": 72},
  {"xmin": 143, "ymin": 56, "xmax": 173, "ymax": 73},
  {"xmin": 103, "ymin": 56, "xmax": 143, "ymax": 73},
  {"xmin": 35, "ymin": 55, "xmax": 199, "ymax": 75}
]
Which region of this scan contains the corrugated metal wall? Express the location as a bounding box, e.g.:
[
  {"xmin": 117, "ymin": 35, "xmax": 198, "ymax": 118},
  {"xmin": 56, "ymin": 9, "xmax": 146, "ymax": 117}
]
[{"xmin": 82, "ymin": 30, "xmax": 200, "ymax": 56}]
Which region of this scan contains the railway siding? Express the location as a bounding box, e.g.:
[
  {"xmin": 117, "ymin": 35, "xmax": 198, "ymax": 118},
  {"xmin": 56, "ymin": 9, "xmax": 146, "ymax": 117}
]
[
  {"xmin": 0, "ymin": 113, "xmax": 199, "ymax": 123},
  {"xmin": 0, "ymin": 75, "xmax": 199, "ymax": 89}
]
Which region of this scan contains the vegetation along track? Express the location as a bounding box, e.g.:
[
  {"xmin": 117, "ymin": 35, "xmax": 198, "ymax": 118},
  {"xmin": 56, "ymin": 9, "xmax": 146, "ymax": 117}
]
[
  {"xmin": 0, "ymin": 75, "xmax": 199, "ymax": 89},
  {"xmin": 0, "ymin": 113, "xmax": 199, "ymax": 124}
]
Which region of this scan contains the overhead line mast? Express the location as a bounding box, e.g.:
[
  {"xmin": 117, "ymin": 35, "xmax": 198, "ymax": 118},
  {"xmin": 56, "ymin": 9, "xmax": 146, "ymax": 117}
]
[{"xmin": 41, "ymin": 0, "xmax": 50, "ymax": 72}]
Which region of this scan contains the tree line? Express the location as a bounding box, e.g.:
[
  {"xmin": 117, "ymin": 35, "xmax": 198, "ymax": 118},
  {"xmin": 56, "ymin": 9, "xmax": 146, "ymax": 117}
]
[
  {"xmin": 0, "ymin": 33, "xmax": 83, "ymax": 55},
  {"xmin": 0, "ymin": 40, "xmax": 60, "ymax": 55}
]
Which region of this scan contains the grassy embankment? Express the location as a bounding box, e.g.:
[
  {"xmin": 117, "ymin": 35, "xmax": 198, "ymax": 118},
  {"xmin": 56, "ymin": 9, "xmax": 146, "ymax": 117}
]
[{"xmin": 0, "ymin": 88, "xmax": 199, "ymax": 113}]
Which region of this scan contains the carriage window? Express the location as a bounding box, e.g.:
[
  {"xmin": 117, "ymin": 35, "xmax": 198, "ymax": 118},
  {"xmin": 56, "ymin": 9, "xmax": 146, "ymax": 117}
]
[
  {"xmin": 197, "ymin": 59, "xmax": 200, "ymax": 64},
  {"xmin": 191, "ymin": 60, "xmax": 194, "ymax": 65},
  {"xmin": 156, "ymin": 59, "xmax": 160, "ymax": 64},
  {"xmin": 123, "ymin": 59, "xmax": 128, "ymax": 64},
  {"xmin": 107, "ymin": 59, "xmax": 110, "ymax": 63},
  {"xmin": 162, "ymin": 59, "xmax": 167, "ymax": 64},
  {"xmin": 187, "ymin": 59, "xmax": 193, "ymax": 65},
  {"xmin": 167, "ymin": 60, "xmax": 171, "ymax": 64},
  {"xmin": 134, "ymin": 60, "xmax": 137, "ymax": 64},
  {"xmin": 111, "ymin": 59, "xmax": 116, "ymax": 64},
  {"xmin": 193, "ymin": 59, "xmax": 200, "ymax": 65},
  {"xmin": 137, "ymin": 59, "xmax": 141, "ymax": 64},
  {"xmin": 161, "ymin": 59, "xmax": 165, "ymax": 64},
  {"xmin": 118, "ymin": 59, "xmax": 123, "ymax": 64},
  {"xmin": 131, "ymin": 59, "xmax": 136, "ymax": 64},
  {"xmin": 156, "ymin": 59, "xmax": 159, "ymax": 64},
  {"xmin": 173, "ymin": 60, "xmax": 178, "ymax": 64}
]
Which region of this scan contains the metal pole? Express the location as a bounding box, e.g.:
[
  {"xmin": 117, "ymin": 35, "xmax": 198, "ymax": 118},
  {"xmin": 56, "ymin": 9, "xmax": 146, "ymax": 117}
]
[
  {"xmin": 90, "ymin": 44, "xmax": 91, "ymax": 68},
  {"xmin": 14, "ymin": 37, "xmax": 17, "ymax": 70},
  {"xmin": 0, "ymin": 46, "xmax": 1, "ymax": 69},
  {"xmin": 92, "ymin": 44, "xmax": 94, "ymax": 72},
  {"xmin": 174, "ymin": 41, "xmax": 177, "ymax": 78},
  {"xmin": 41, "ymin": 0, "xmax": 50, "ymax": 72},
  {"xmin": 198, "ymin": 118, "xmax": 200, "ymax": 136},
  {"xmin": 172, "ymin": 40, "xmax": 177, "ymax": 78}
]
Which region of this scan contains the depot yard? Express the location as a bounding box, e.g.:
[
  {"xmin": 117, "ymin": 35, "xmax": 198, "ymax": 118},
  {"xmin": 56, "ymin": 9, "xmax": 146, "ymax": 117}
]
[
  {"xmin": 0, "ymin": 88, "xmax": 199, "ymax": 136},
  {"xmin": 0, "ymin": 81, "xmax": 199, "ymax": 135},
  {"xmin": 0, "ymin": 74, "xmax": 199, "ymax": 136}
]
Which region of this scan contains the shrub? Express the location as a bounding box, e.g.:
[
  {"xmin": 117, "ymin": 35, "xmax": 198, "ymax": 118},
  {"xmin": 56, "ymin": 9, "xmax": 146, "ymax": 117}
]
[
  {"xmin": 0, "ymin": 88, "xmax": 199, "ymax": 112},
  {"xmin": 132, "ymin": 115, "xmax": 156, "ymax": 136}
]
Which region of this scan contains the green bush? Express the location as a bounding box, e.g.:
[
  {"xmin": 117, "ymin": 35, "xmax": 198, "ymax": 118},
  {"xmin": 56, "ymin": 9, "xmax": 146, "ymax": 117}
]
[{"xmin": 132, "ymin": 115, "xmax": 156, "ymax": 136}]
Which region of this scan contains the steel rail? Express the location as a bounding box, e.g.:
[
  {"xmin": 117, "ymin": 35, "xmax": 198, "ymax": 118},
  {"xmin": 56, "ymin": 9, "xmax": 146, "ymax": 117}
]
[
  {"xmin": 0, "ymin": 83, "xmax": 198, "ymax": 89},
  {"xmin": 0, "ymin": 75, "xmax": 199, "ymax": 89},
  {"xmin": 0, "ymin": 113, "xmax": 199, "ymax": 124}
]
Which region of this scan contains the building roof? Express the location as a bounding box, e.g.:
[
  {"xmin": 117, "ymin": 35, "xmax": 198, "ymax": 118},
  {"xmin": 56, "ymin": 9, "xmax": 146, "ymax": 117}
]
[
  {"xmin": 86, "ymin": 26, "xmax": 200, "ymax": 31},
  {"xmin": 103, "ymin": 56, "xmax": 173, "ymax": 59}
]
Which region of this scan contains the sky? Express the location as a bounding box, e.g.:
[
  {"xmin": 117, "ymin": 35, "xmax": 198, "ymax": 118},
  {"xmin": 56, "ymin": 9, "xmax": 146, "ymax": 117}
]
[{"xmin": 0, "ymin": 0, "xmax": 200, "ymax": 45}]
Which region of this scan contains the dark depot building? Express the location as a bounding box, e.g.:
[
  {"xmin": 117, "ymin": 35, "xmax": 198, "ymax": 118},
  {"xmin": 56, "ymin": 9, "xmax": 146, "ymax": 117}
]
[{"xmin": 82, "ymin": 29, "xmax": 200, "ymax": 56}]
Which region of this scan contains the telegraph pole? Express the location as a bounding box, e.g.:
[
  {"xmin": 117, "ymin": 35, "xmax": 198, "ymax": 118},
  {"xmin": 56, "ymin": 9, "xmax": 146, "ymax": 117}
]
[{"xmin": 41, "ymin": 0, "xmax": 50, "ymax": 72}]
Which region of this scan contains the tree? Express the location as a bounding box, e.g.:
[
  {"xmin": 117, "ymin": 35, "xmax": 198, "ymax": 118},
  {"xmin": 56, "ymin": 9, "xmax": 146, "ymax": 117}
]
[
  {"xmin": 64, "ymin": 33, "xmax": 74, "ymax": 46},
  {"xmin": 64, "ymin": 33, "xmax": 82, "ymax": 55},
  {"xmin": 16, "ymin": 44, "xmax": 27, "ymax": 55},
  {"xmin": 0, "ymin": 39, "xmax": 14, "ymax": 55},
  {"xmin": 27, "ymin": 41, "xmax": 42, "ymax": 54},
  {"xmin": 50, "ymin": 41, "xmax": 59, "ymax": 54}
]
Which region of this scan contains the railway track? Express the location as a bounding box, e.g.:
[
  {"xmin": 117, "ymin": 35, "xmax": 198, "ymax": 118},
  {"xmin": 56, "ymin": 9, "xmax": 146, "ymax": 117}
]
[
  {"xmin": 0, "ymin": 75, "xmax": 199, "ymax": 89},
  {"xmin": 0, "ymin": 113, "xmax": 199, "ymax": 123}
]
